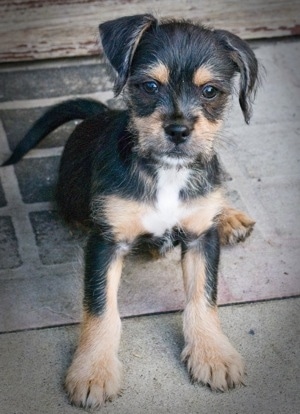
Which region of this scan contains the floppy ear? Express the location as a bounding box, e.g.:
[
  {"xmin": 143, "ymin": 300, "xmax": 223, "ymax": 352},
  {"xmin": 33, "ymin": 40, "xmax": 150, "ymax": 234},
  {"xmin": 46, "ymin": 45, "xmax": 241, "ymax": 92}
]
[
  {"xmin": 99, "ymin": 14, "xmax": 157, "ymax": 95},
  {"xmin": 216, "ymin": 30, "xmax": 259, "ymax": 124}
]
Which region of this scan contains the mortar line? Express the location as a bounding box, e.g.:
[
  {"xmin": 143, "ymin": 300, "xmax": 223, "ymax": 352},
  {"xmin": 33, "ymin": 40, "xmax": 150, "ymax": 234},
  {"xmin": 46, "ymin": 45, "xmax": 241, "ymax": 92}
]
[
  {"xmin": 0, "ymin": 201, "xmax": 53, "ymax": 215},
  {"xmin": 0, "ymin": 120, "xmax": 41, "ymax": 267},
  {"xmin": 0, "ymin": 117, "xmax": 11, "ymax": 154},
  {"xmin": 0, "ymin": 166, "xmax": 41, "ymax": 266},
  {"xmin": 23, "ymin": 147, "xmax": 64, "ymax": 159}
]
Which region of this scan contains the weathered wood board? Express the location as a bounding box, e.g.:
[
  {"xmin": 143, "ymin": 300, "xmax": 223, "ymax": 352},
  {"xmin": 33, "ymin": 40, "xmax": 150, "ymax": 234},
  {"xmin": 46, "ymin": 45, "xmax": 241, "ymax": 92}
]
[{"xmin": 0, "ymin": 0, "xmax": 299, "ymax": 63}]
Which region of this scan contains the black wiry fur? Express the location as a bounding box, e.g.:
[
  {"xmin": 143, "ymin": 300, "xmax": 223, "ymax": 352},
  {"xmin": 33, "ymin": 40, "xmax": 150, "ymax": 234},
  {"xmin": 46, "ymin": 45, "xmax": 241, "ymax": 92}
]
[{"xmin": 2, "ymin": 14, "xmax": 260, "ymax": 409}]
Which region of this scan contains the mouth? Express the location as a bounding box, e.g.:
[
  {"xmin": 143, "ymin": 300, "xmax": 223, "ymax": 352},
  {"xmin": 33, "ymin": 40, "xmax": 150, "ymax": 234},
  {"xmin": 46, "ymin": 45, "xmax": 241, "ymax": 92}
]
[
  {"xmin": 152, "ymin": 146, "xmax": 195, "ymax": 167},
  {"xmin": 166, "ymin": 146, "xmax": 187, "ymax": 156}
]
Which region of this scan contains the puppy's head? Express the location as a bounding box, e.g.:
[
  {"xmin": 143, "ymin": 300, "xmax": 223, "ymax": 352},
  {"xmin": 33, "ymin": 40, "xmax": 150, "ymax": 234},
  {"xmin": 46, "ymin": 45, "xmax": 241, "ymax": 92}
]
[{"xmin": 99, "ymin": 14, "xmax": 259, "ymax": 165}]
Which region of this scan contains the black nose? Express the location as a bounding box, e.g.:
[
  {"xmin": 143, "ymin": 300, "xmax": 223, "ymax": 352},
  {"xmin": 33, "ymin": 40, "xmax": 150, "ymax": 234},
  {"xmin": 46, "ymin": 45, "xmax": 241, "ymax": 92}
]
[{"xmin": 164, "ymin": 124, "xmax": 190, "ymax": 145}]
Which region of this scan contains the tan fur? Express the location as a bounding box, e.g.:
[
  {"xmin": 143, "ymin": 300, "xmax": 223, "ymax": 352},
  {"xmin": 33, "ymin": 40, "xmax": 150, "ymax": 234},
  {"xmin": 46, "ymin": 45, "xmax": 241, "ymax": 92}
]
[
  {"xmin": 147, "ymin": 62, "xmax": 170, "ymax": 84},
  {"xmin": 194, "ymin": 116, "xmax": 222, "ymax": 137},
  {"xmin": 99, "ymin": 195, "xmax": 149, "ymax": 242},
  {"xmin": 96, "ymin": 190, "xmax": 230, "ymax": 243},
  {"xmin": 180, "ymin": 189, "xmax": 225, "ymax": 234},
  {"xmin": 193, "ymin": 66, "xmax": 214, "ymax": 86},
  {"xmin": 192, "ymin": 115, "xmax": 223, "ymax": 159},
  {"xmin": 131, "ymin": 111, "xmax": 163, "ymax": 143},
  {"xmin": 181, "ymin": 249, "xmax": 245, "ymax": 390},
  {"xmin": 181, "ymin": 247, "xmax": 207, "ymax": 301},
  {"xmin": 65, "ymin": 256, "xmax": 124, "ymax": 408},
  {"xmin": 218, "ymin": 207, "xmax": 256, "ymax": 245}
]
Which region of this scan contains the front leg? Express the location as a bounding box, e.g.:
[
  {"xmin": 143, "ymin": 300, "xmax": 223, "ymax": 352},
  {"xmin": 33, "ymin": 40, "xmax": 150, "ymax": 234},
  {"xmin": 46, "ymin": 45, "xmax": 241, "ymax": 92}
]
[
  {"xmin": 65, "ymin": 231, "xmax": 125, "ymax": 409},
  {"xmin": 181, "ymin": 227, "xmax": 245, "ymax": 390},
  {"xmin": 217, "ymin": 206, "xmax": 255, "ymax": 245}
]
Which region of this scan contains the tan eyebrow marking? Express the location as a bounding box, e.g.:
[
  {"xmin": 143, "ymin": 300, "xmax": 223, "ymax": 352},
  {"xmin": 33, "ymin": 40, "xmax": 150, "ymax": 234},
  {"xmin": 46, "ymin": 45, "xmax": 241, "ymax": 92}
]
[
  {"xmin": 146, "ymin": 62, "xmax": 170, "ymax": 84},
  {"xmin": 193, "ymin": 66, "xmax": 214, "ymax": 86}
]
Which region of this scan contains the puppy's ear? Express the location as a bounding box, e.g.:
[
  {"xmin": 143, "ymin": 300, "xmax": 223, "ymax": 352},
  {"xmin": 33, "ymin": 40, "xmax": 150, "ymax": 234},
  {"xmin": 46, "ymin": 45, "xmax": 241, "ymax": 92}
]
[
  {"xmin": 216, "ymin": 30, "xmax": 259, "ymax": 124},
  {"xmin": 99, "ymin": 14, "xmax": 157, "ymax": 95}
]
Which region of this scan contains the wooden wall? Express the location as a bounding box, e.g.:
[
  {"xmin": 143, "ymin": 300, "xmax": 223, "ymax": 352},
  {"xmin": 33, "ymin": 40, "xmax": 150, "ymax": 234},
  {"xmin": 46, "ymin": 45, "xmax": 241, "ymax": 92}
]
[{"xmin": 0, "ymin": 0, "xmax": 299, "ymax": 62}]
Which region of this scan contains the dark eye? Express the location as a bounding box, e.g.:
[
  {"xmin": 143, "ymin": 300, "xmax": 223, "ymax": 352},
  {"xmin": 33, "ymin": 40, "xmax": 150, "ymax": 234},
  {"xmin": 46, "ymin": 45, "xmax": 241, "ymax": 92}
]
[
  {"xmin": 142, "ymin": 81, "xmax": 159, "ymax": 94},
  {"xmin": 202, "ymin": 85, "xmax": 218, "ymax": 99}
]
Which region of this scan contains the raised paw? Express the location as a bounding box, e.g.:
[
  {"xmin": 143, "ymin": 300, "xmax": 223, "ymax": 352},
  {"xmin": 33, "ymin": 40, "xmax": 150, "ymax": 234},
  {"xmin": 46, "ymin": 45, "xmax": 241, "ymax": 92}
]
[
  {"xmin": 65, "ymin": 353, "xmax": 122, "ymax": 409},
  {"xmin": 218, "ymin": 208, "xmax": 255, "ymax": 246},
  {"xmin": 182, "ymin": 334, "xmax": 245, "ymax": 391}
]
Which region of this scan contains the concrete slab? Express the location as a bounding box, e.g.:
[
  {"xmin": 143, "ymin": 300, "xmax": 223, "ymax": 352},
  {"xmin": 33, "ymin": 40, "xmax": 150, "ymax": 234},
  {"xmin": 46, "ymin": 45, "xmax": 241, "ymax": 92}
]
[{"xmin": 0, "ymin": 298, "xmax": 299, "ymax": 414}]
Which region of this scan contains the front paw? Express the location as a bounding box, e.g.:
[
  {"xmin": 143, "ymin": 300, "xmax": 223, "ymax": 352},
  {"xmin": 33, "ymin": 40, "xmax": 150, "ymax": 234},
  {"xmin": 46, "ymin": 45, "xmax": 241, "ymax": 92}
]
[
  {"xmin": 182, "ymin": 335, "xmax": 245, "ymax": 391},
  {"xmin": 218, "ymin": 208, "xmax": 255, "ymax": 246},
  {"xmin": 65, "ymin": 353, "xmax": 122, "ymax": 409}
]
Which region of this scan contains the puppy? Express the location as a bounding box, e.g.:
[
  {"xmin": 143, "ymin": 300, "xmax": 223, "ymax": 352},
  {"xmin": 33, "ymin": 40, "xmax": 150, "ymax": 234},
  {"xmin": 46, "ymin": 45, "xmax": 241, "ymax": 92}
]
[{"xmin": 2, "ymin": 14, "xmax": 259, "ymax": 408}]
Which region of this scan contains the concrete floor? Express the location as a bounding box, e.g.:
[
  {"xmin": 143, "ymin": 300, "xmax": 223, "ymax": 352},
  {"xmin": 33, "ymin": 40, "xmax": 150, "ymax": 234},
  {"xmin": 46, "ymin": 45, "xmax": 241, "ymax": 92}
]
[
  {"xmin": 0, "ymin": 299, "xmax": 299, "ymax": 413},
  {"xmin": 0, "ymin": 34, "xmax": 299, "ymax": 413}
]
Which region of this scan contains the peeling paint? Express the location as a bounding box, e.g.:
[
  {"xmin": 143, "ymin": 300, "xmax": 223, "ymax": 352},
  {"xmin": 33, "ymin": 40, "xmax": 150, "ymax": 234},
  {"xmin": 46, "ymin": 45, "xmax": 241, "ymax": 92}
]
[
  {"xmin": 247, "ymin": 24, "xmax": 300, "ymax": 35},
  {"xmin": 1, "ymin": 0, "xmax": 299, "ymax": 63},
  {"xmin": 289, "ymin": 24, "xmax": 300, "ymax": 35}
]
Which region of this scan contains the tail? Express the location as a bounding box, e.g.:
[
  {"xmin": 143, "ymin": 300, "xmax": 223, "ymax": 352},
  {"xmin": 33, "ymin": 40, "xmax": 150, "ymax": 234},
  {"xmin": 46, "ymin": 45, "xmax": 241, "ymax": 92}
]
[{"xmin": 2, "ymin": 98, "xmax": 108, "ymax": 166}]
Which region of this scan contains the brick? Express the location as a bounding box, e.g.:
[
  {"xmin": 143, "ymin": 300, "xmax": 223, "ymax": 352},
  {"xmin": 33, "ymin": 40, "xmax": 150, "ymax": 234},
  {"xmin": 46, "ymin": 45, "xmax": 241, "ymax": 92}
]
[
  {"xmin": 29, "ymin": 210, "xmax": 86, "ymax": 265},
  {"xmin": 14, "ymin": 156, "xmax": 60, "ymax": 203},
  {"xmin": 0, "ymin": 178, "xmax": 7, "ymax": 207}
]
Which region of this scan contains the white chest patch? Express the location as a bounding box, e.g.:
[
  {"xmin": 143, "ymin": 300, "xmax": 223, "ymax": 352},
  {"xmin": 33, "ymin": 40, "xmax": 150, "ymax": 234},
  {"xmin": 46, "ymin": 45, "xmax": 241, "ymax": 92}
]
[{"xmin": 142, "ymin": 167, "xmax": 190, "ymax": 236}]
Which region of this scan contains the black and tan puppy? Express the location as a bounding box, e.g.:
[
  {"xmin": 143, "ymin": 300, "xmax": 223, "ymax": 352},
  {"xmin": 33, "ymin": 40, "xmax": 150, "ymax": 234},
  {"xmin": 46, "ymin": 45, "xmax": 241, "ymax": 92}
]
[{"xmin": 3, "ymin": 14, "xmax": 259, "ymax": 408}]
